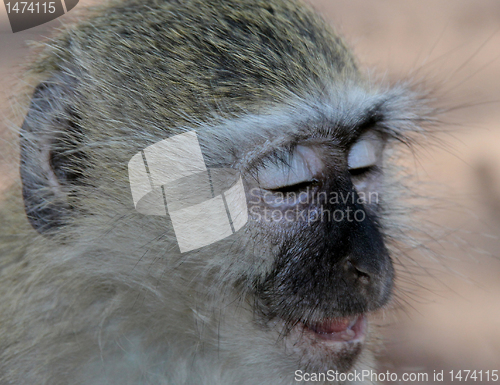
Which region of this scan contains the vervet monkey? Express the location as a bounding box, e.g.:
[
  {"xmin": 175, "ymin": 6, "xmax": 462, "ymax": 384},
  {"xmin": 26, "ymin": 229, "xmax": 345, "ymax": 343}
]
[{"xmin": 0, "ymin": 0, "xmax": 434, "ymax": 383}]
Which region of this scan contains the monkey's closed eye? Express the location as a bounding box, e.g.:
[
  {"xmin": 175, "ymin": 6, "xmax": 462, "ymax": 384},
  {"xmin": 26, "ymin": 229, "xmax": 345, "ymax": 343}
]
[
  {"xmin": 347, "ymin": 131, "xmax": 385, "ymax": 174},
  {"xmin": 268, "ymin": 179, "xmax": 320, "ymax": 195},
  {"xmin": 256, "ymin": 145, "xmax": 323, "ymax": 191}
]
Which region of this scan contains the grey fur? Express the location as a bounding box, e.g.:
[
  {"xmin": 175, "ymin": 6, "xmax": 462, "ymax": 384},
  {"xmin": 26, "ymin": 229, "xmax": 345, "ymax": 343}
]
[{"xmin": 0, "ymin": 0, "xmax": 435, "ymax": 384}]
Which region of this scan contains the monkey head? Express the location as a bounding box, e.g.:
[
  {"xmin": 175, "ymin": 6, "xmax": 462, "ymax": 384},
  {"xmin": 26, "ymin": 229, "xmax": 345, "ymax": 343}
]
[{"xmin": 16, "ymin": 0, "xmax": 431, "ymax": 381}]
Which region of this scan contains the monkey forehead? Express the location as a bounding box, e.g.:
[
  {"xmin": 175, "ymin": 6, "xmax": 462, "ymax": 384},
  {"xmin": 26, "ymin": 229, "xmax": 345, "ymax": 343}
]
[
  {"xmin": 29, "ymin": 0, "xmax": 360, "ymax": 123},
  {"xmin": 193, "ymin": 83, "xmax": 429, "ymax": 169}
]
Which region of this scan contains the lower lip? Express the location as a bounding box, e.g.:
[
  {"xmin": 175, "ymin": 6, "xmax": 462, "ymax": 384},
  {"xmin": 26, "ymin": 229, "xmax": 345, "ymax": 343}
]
[{"xmin": 303, "ymin": 315, "xmax": 367, "ymax": 343}]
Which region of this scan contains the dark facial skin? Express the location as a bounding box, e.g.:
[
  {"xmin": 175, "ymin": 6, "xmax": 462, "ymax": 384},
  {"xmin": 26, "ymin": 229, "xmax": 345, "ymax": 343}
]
[{"xmin": 252, "ymin": 170, "xmax": 393, "ymax": 322}]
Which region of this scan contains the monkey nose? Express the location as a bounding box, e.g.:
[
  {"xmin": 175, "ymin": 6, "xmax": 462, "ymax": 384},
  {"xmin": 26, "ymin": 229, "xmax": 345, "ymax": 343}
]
[{"xmin": 343, "ymin": 258, "xmax": 371, "ymax": 285}]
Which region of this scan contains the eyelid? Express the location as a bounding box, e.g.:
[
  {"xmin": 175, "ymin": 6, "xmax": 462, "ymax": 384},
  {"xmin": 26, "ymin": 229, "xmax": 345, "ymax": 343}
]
[
  {"xmin": 257, "ymin": 145, "xmax": 323, "ymax": 190},
  {"xmin": 347, "ymin": 131, "xmax": 384, "ymax": 170}
]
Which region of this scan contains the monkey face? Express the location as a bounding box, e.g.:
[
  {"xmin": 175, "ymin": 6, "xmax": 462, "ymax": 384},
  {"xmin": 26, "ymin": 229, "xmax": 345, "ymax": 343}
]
[{"xmin": 229, "ymin": 109, "xmax": 393, "ymax": 372}]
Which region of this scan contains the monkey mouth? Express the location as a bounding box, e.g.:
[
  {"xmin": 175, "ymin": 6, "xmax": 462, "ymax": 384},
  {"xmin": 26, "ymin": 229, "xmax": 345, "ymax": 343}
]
[
  {"xmin": 302, "ymin": 314, "xmax": 366, "ymax": 343},
  {"xmin": 276, "ymin": 314, "xmax": 368, "ymax": 371}
]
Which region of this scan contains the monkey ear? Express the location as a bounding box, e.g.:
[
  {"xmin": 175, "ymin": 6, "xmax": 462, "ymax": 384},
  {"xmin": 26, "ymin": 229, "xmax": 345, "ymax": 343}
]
[{"xmin": 20, "ymin": 76, "xmax": 85, "ymax": 235}]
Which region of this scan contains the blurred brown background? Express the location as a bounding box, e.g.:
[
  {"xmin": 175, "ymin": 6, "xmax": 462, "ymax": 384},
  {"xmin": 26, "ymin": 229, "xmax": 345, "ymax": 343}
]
[{"xmin": 1, "ymin": 0, "xmax": 500, "ymax": 383}]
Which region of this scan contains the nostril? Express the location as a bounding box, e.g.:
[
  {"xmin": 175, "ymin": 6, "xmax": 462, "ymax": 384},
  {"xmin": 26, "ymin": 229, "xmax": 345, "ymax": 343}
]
[
  {"xmin": 344, "ymin": 259, "xmax": 371, "ymax": 284},
  {"xmin": 354, "ymin": 266, "xmax": 371, "ymax": 284}
]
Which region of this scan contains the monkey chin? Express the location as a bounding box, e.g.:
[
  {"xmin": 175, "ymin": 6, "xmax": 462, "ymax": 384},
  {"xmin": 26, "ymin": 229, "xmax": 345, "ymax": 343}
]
[{"xmin": 278, "ymin": 314, "xmax": 368, "ymax": 373}]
